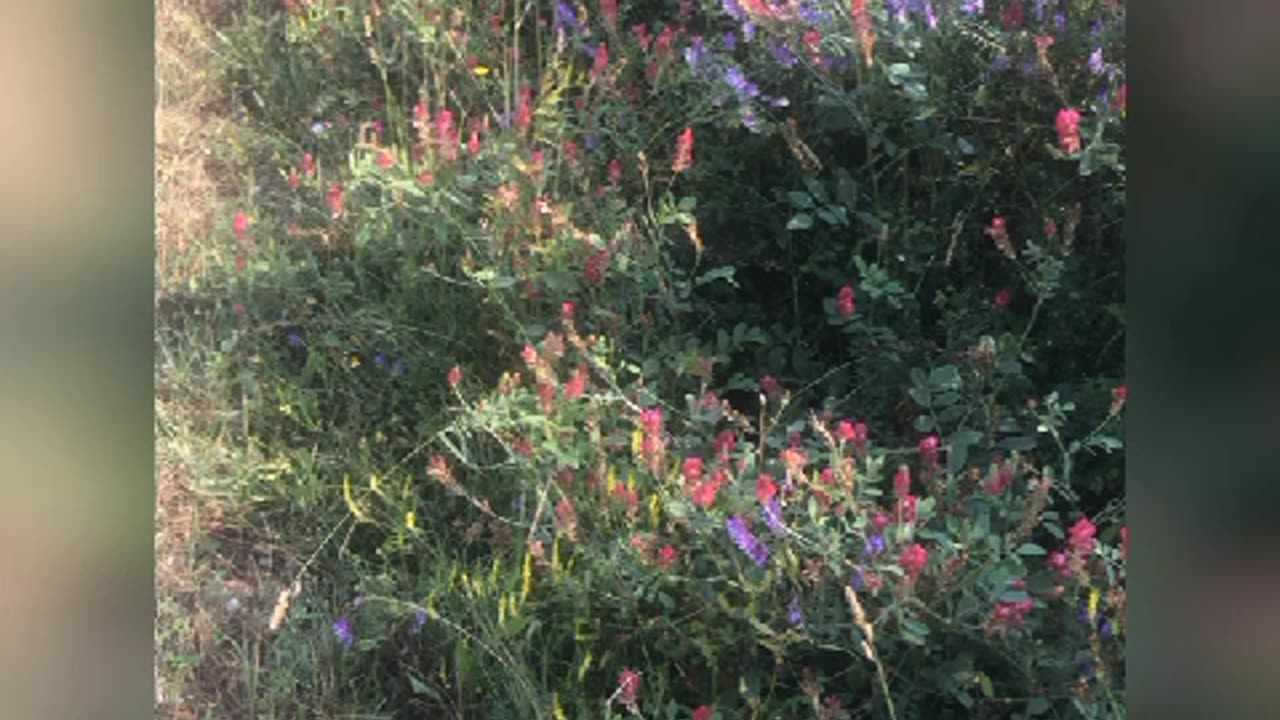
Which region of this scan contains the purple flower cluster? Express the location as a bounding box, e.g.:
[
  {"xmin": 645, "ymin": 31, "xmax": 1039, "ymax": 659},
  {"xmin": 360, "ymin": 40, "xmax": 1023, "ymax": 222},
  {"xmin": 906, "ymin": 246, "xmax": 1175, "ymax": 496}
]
[
  {"xmin": 726, "ymin": 515, "xmax": 770, "ymax": 568},
  {"xmin": 410, "ymin": 608, "xmax": 427, "ymax": 635},
  {"xmin": 762, "ymin": 499, "xmax": 787, "ymax": 535}
]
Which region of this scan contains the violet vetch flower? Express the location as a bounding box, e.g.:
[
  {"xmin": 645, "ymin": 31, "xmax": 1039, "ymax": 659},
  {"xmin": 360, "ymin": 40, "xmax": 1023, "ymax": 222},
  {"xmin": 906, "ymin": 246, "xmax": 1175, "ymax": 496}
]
[
  {"xmin": 373, "ymin": 353, "xmax": 387, "ymax": 369},
  {"xmin": 990, "ymin": 55, "xmax": 1012, "ymax": 73},
  {"xmin": 787, "ymin": 594, "xmax": 806, "ymax": 629},
  {"xmin": 722, "ymin": 0, "xmax": 746, "ymax": 22},
  {"xmin": 684, "ymin": 36, "xmax": 707, "ymax": 74},
  {"xmin": 742, "ymin": 21, "xmax": 756, "ymax": 41},
  {"xmin": 885, "ymin": 0, "xmax": 907, "ymax": 23},
  {"xmin": 1098, "ymin": 617, "xmax": 1114, "ymax": 638},
  {"xmin": 1032, "ymin": 0, "xmax": 1050, "ymax": 21},
  {"xmin": 1077, "ymin": 603, "xmax": 1091, "ymax": 625},
  {"xmin": 332, "ymin": 617, "xmax": 355, "ymax": 649},
  {"xmin": 410, "ymin": 608, "xmax": 427, "ymax": 635},
  {"xmin": 923, "ymin": 0, "xmax": 938, "ymax": 29},
  {"xmin": 741, "ymin": 107, "xmax": 761, "ymax": 133},
  {"xmin": 585, "ymin": 134, "xmax": 599, "ymax": 151},
  {"xmin": 770, "ymin": 42, "xmax": 799, "ymax": 69},
  {"xmin": 851, "ymin": 569, "xmax": 866, "ymax": 590},
  {"xmin": 726, "ymin": 515, "xmax": 770, "ymax": 568},
  {"xmin": 725, "ymin": 67, "xmax": 759, "ymax": 101},
  {"xmin": 1055, "ymin": 11, "xmax": 1067, "ymax": 33},
  {"xmin": 554, "ymin": 2, "xmax": 582, "ymax": 34},
  {"xmin": 762, "ymin": 499, "xmax": 787, "ymax": 535},
  {"xmin": 863, "ymin": 534, "xmax": 886, "ymax": 558},
  {"xmin": 286, "ymin": 330, "xmax": 305, "ymax": 348},
  {"xmin": 1089, "ymin": 48, "xmax": 1104, "ymax": 75},
  {"xmin": 723, "ymin": 31, "xmax": 737, "ymax": 50},
  {"xmin": 494, "ymin": 111, "xmax": 512, "ymax": 129},
  {"xmin": 961, "ymin": 0, "xmax": 983, "ymax": 15}
]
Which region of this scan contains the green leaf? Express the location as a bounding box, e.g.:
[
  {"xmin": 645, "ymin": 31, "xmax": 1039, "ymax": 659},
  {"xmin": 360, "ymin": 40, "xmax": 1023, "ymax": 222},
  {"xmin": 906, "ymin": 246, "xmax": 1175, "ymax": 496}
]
[
  {"xmin": 1027, "ymin": 697, "xmax": 1051, "ymax": 715},
  {"xmin": 1017, "ymin": 543, "xmax": 1047, "ymax": 556},
  {"xmin": 787, "ymin": 191, "xmax": 813, "ymax": 209},
  {"xmin": 677, "ymin": 195, "xmax": 698, "ymax": 212},
  {"xmin": 914, "ymin": 415, "xmax": 936, "ymax": 432},
  {"xmin": 695, "ymin": 266, "xmax": 738, "ymax": 288},
  {"xmin": 929, "ymin": 365, "xmax": 961, "ymax": 389},
  {"xmin": 979, "ymin": 674, "xmax": 994, "ymax": 699},
  {"xmin": 786, "ymin": 213, "xmax": 814, "ymax": 230},
  {"xmin": 900, "ymin": 618, "xmax": 930, "ymax": 645}
]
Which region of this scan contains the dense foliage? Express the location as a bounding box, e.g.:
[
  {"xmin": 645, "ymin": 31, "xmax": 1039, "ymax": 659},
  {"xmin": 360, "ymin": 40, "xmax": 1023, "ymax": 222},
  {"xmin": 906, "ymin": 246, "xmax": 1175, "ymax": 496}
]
[{"xmin": 163, "ymin": 0, "xmax": 1126, "ymax": 717}]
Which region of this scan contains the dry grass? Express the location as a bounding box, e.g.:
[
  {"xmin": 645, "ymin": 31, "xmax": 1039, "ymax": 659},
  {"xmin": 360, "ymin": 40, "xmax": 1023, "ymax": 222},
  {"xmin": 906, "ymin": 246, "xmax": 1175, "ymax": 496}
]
[
  {"xmin": 155, "ymin": 1, "xmax": 294, "ymax": 717},
  {"xmin": 155, "ymin": 0, "xmax": 245, "ymax": 293}
]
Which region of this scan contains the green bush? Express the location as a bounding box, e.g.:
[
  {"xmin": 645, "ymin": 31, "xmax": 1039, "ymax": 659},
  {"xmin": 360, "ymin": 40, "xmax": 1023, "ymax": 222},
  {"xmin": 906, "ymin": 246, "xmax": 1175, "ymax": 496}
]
[{"xmin": 171, "ymin": 0, "xmax": 1127, "ymax": 716}]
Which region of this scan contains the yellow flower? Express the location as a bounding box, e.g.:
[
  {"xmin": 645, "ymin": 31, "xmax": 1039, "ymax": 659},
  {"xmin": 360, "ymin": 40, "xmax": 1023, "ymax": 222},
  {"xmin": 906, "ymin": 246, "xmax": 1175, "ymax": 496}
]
[
  {"xmin": 553, "ymin": 693, "xmax": 568, "ymax": 720},
  {"xmin": 472, "ymin": 65, "xmax": 491, "ymax": 77},
  {"xmin": 649, "ymin": 493, "xmax": 662, "ymax": 528},
  {"xmin": 626, "ymin": 471, "xmax": 636, "ymax": 494},
  {"xmin": 521, "ymin": 550, "xmax": 534, "ymax": 602},
  {"xmin": 370, "ymin": 473, "xmax": 383, "ymax": 495},
  {"xmin": 350, "ymin": 354, "xmax": 362, "ymax": 368},
  {"xmin": 1088, "ymin": 588, "xmax": 1101, "ymax": 622},
  {"xmin": 606, "ymin": 466, "xmax": 618, "ymax": 494},
  {"xmin": 631, "ymin": 429, "xmax": 644, "ymax": 456},
  {"xmin": 405, "ymin": 510, "xmax": 417, "ymax": 530},
  {"xmin": 342, "ymin": 475, "xmax": 367, "ymax": 521}
]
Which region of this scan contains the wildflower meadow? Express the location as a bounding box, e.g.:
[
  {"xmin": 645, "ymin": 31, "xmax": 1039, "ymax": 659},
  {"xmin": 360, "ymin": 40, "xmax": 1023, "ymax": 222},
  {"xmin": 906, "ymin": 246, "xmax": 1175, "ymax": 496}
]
[{"xmin": 156, "ymin": 0, "xmax": 1125, "ymax": 718}]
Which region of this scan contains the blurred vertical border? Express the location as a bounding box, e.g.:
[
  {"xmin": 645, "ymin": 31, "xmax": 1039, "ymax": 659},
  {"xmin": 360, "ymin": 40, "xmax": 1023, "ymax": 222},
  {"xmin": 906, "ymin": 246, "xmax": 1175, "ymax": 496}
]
[
  {"xmin": 0, "ymin": 1, "xmax": 154, "ymax": 718},
  {"xmin": 1129, "ymin": 0, "xmax": 1280, "ymax": 718}
]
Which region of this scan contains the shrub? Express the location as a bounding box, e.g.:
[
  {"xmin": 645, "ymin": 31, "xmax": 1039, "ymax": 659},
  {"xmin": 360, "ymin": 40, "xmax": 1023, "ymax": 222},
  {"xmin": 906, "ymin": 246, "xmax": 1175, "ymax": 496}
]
[{"xmin": 180, "ymin": 0, "xmax": 1127, "ymax": 716}]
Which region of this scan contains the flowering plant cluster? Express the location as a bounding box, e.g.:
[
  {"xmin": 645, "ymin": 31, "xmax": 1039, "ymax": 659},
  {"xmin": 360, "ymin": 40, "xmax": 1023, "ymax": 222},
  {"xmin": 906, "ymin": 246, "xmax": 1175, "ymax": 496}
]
[{"xmin": 191, "ymin": 0, "xmax": 1125, "ymax": 717}]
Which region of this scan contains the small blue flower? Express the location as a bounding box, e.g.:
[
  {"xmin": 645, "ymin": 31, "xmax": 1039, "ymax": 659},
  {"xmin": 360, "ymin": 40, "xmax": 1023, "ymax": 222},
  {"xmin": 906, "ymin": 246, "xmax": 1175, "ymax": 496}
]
[
  {"xmin": 851, "ymin": 569, "xmax": 866, "ymax": 590},
  {"xmin": 410, "ymin": 608, "xmax": 427, "ymax": 635},
  {"xmin": 961, "ymin": 0, "xmax": 984, "ymax": 15},
  {"xmin": 787, "ymin": 594, "xmax": 805, "ymax": 629},
  {"xmin": 722, "ymin": 0, "xmax": 746, "ymax": 22},
  {"xmin": 286, "ymin": 331, "xmax": 305, "ymax": 349},
  {"xmin": 885, "ymin": 0, "xmax": 907, "ymax": 22},
  {"xmin": 373, "ymin": 353, "xmax": 387, "ymax": 369},
  {"xmin": 742, "ymin": 22, "xmax": 756, "ymax": 42},
  {"xmin": 1055, "ymin": 11, "xmax": 1067, "ymax": 33},
  {"xmin": 585, "ymin": 134, "xmax": 599, "ymax": 152},
  {"xmin": 990, "ymin": 55, "xmax": 1012, "ymax": 73},
  {"xmin": 1080, "ymin": 661, "xmax": 1095, "ymax": 680},
  {"xmin": 1077, "ymin": 603, "xmax": 1091, "ymax": 625},
  {"xmin": 1098, "ymin": 617, "xmax": 1114, "ymax": 638},
  {"xmin": 723, "ymin": 31, "xmax": 737, "ymax": 51},
  {"xmin": 741, "ymin": 107, "xmax": 761, "ymax": 133},
  {"xmin": 332, "ymin": 617, "xmax": 355, "ymax": 650},
  {"xmin": 1032, "ymin": 0, "xmax": 1051, "ymax": 22}
]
